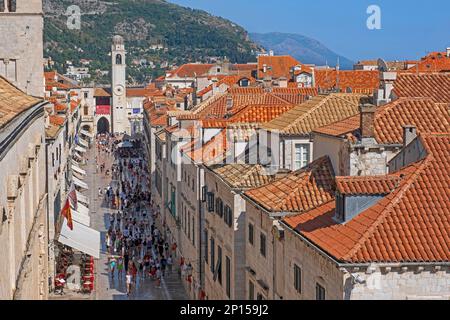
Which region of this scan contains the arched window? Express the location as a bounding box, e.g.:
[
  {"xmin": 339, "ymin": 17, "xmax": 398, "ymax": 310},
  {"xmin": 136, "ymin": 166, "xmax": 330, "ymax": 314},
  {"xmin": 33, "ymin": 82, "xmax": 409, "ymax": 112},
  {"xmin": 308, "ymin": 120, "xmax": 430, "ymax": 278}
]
[
  {"xmin": 116, "ymin": 54, "xmax": 122, "ymax": 65},
  {"xmin": 83, "ymin": 105, "xmax": 89, "ymax": 115}
]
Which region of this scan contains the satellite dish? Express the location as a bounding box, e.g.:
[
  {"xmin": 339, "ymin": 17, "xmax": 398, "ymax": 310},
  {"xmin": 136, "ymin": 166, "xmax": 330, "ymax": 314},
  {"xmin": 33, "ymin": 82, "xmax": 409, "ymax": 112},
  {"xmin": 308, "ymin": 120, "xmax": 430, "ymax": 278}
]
[{"xmin": 377, "ymin": 58, "xmax": 389, "ymax": 72}]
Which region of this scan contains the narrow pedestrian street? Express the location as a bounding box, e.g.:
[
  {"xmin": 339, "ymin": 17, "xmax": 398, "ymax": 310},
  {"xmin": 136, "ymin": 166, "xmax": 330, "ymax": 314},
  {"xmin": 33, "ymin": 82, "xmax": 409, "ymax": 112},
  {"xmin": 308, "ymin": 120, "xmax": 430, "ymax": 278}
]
[{"xmin": 81, "ymin": 134, "xmax": 188, "ymax": 300}]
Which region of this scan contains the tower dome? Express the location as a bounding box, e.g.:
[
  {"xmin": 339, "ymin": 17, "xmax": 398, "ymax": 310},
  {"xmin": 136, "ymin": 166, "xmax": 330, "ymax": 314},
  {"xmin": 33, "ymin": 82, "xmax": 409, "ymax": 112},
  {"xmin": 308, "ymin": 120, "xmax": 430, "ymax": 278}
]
[{"xmin": 112, "ymin": 35, "xmax": 124, "ymax": 45}]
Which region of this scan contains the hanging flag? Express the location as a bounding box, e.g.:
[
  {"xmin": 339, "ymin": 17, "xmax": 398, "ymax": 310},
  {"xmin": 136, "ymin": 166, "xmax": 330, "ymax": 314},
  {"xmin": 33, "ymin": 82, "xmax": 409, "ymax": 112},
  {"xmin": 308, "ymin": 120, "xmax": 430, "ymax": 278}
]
[
  {"xmin": 61, "ymin": 198, "xmax": 73, "ymax": 230},
  {"xmin": 68, "ymin": 183, "xmax": 78, "ymax": 211}
]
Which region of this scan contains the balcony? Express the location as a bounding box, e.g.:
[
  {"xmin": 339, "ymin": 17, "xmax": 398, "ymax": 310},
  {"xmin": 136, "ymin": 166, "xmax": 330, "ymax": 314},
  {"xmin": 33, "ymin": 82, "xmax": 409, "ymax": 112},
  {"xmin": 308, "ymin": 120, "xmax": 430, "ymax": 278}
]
[{"xmin": 81, "ymin": 115, "xmax": 94, "ymax": 122}]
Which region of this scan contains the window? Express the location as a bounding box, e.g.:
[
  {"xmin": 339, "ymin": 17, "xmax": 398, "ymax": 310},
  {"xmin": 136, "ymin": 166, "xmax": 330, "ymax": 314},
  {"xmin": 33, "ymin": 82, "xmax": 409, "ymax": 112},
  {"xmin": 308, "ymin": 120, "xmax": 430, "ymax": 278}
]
[
  {"xmin": 0, "ymin": 59, "xmax": 17, "ymax": 82},
  {"xmin": 52, "ymin": 152, "xmax": 55, "ymax": 167},
  {"xmin": 7, "ymin": 1, "xmax": 16, "ymax": 12},
  {"xmin": 294, "ymin": 143, "xmax": 310, "ymax": 170},
  {"xmin": 201, "ymin": 186, "xmax": 207, "ymax": 202},
  {"xmin": 294, "ymin": 264, "xmax": 302, "ymax": 294},
  {"xmin": 116, "ymin": 54, "xmax": 122, "ymax": 65},
  {"xmin": 248, "ymin": 281, "xmax": 255, "ymax": 300},
  {"xmin": 316, "ymin": 283, "xmax": 326, "ymax": 300},
  {"xmin": 224, "ymin": 205, "xmax": 233, "ymax": 227},
  {"xmin": 260, "ymin": 233, "xmax": 266, "ymax": 257},
  {"xmin": 210, "ymin": 238, "xmax": 215, "ymax": 273},
  {"xmin": 84, "ymin": 105, "xmax": 89, "ymax": 115},
  {"xmin": 205, "ymin": 230, "xmax": 208, "ymax": 264},
  {"xmin": 215, "ymin": 198, "xmax": 224, "ymax": 217},
  {"xmin": 192, "ymin": 216, "xmax": 195, "ymax": 246},
  {"xmin": 248, "ymin": 223, "xmax": 254, "ymax": 245},
  {"xmin": 217, "ymin": 246, "xmax": 222, "ymax": 285},
  {"xmin": 225, "ymin": 256, "xmax": 231, "ymax": 298},
  {"xmin": 207, "ymin": 192, "xmax": 215, "ymax": 212},
  {"xmin": 187, "ymin": 211, "xmax": 191, "ymax": 239},
  {"xmin": 84, "ymin": 92, "xmax": 88, "ymax": 99}
]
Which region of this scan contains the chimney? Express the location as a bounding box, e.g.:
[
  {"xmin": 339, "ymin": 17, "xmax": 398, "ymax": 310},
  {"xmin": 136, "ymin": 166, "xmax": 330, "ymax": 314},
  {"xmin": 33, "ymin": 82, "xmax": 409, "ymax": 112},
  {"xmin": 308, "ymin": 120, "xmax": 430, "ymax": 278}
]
[
  {"xmin": 402, "ymin": 125, "xmax": 417, "ymax": 147},
  {"xmin": 447, "ymin": 47, "xmax": 450, "ymax": 58},
  {"xmin": 360, "ymin": 104, "xmax": 377, "ymax": 138},
  {"xmin": 226, "ymin": 95, "xmax": 233, "ymax": 111},
  {"xmin": 375, "ymin": 71, "xmax": 397, "ymax": 106}
]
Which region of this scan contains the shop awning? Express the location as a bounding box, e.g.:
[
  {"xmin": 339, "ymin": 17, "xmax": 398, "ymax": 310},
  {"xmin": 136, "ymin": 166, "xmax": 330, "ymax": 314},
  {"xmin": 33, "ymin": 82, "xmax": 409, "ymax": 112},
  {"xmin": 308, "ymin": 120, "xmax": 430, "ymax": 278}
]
[
  {"xmin": 58, "ymin": 219, "xmax": 100, "ymax": 259},
  {"xmin": 72, "ymin": 152, "xmax": 82, "ymax": 161},
  {"xmin": 74, "ymin": 145, "xmax": 87, "ymax": 153},
  {"xmin": 75, "ymin": 191, "xmax": 89, "ymax": 205},
  {"xmin": 71, "ymin": 210, "xmax": 90, "ymax": 226},
  {"xmin": 80, "ymin": 129, "xmax": 94, "ymax": 138},
  {"xmin": 77, "ymin": 202, "xmax": 90, "ymax": 216},
  {"xmin": 72, "ymin": 163, "xmax": 86, "ymax": 176},
  {"xmin": 73, "ymin": 171, "xmax": 85, "ymax": 181},
  {"xmin": 78, "ymin": 138, "xmax": 89, "ymax": 148},
  {"xmin": 73, "ymin": 176, "xmax": 89, "ymax": 190}
]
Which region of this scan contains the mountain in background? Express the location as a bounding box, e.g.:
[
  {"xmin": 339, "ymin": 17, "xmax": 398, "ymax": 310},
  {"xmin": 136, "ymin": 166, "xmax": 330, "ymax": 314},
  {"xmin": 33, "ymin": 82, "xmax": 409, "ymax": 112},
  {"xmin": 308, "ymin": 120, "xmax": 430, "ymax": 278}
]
[
  {"xmin": 250, "ymin": 32, "xmax": 354, "ymax": 70},
  {"xmin": 43, "ymin": 0, "xmax": 261, "ymax": 84}
]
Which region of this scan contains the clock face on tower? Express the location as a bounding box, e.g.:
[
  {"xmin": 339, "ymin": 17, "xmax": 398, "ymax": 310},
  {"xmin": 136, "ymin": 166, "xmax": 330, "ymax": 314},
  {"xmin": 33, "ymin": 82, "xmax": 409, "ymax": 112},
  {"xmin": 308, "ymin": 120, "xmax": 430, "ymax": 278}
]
[{"xmin": 114, "ymin": 85, "xmax": 125, "ymax": 96}]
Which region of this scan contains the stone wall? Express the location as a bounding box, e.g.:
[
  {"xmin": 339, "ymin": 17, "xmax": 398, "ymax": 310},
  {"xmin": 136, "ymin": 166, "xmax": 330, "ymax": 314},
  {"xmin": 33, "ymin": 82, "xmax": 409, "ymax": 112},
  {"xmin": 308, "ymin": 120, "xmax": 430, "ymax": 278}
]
[
  {"xmin": 343, "ymin": 265, "xmax": 450, "ymax": 300},
  {"xmin": 0, "ymin": 0, "xmax": 44, "ymax": 97},
  {"xmin": 281, "ymin": 227, "xmax": 344, "ymax": 300},
  {"xmin": 0, "ymin": 114, "xmax": 48, "ymax": 299}
]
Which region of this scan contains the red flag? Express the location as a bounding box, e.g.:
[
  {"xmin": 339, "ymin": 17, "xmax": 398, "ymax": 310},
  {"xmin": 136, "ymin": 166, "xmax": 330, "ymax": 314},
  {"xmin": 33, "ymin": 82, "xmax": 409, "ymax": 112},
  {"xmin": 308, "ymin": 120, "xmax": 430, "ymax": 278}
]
[
  {"xmin": 61, "ymin": 198, "xmax": 73, "ymax": 230},
  {"xmin": 68, "ymin": 183, "xmax": 78, "ymax": 210}
]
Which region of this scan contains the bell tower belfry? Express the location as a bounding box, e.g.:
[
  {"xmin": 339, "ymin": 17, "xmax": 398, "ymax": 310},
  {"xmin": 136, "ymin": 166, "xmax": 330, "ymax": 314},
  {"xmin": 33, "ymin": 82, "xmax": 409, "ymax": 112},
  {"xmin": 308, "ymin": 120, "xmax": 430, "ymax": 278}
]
[{"xmin": 111, "ymin": 35, "xmax": 127, "ymax": 133}]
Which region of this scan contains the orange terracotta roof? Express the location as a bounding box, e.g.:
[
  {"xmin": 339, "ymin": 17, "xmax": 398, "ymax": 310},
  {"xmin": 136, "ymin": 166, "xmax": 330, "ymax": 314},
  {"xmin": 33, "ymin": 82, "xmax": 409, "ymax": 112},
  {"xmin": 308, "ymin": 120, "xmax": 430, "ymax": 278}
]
[
  {"xmin": 336, "ymin": 175, "xmax": 401, "ymax": 195},
  {"xmin": 0, "ymin": 76, "xmax": 43, "ymax": 128},
  {"xmin": 257, "ymin": 55, "xmax": 306, "ymax": 79},
  {"xmin": 197, "ymin": 75, "xmax": 257, "ymax": 97},
  {"xmin": 94, "ymin": 88, "xmax": 111, "ymax": 97},
  {"xmin": 314, "ymin": 98, "xmax": 449, "ymax": 144},
  {"xmin": 195, "ymin": 92, "xmax": 291, "ymax": 120},
  {"xmin": 54, "ymin": 103, "xmax": 67, "ymax": 112},
  {"xmin": 283, "ymin": 133, "xmax": 450, "ymax": 263},
  {"xmin": 49, "ymin": 115, "xmax": 65, "ymax": 126},
  {"xmin": 229, "ymin": 103, "xmax": 295, "ymax": 123},
  {"xmin": 404, "ymin": 52, "xmax": 450, "ymax": 73},
  {"xmin": 263, "ymin": 93, "xmax": 370, "ymax": 135},
  {"xmin": 393, "ymin": 73, "xmax": 450, "ymax": 103},
  {"xmin": 245, "ymin": 156, "xmax": 335, "ymax": 213},
  {"xmin": 209, "ymin": 163, "xmax": 277, "ymax": 189},
  {"xmin": 166, "ymin": 64, "xmax": 213, "ymax": 78},
  {"xmin": 314, "ymin": 69, "xmax": 379, "ymax": 93},
  {"xmin": 127, "ymin": 87, "xmax": 159, "ymax": 97},
  {"xmin": 70, "ymin": 100, "xmax": 80, "ymax": 112}
]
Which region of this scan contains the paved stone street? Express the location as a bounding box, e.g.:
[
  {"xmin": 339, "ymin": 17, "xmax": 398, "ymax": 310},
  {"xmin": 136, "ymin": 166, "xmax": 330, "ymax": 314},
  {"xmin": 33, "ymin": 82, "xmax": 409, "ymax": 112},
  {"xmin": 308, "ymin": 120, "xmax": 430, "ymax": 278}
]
[{"xmin": 80, "ymin": 137, "xmax": 188, "ymax": 300}]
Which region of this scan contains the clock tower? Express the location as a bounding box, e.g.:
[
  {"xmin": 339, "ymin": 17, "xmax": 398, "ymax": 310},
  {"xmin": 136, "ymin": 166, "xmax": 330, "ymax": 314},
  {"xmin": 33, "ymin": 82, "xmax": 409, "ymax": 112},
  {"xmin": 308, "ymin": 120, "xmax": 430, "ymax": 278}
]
[{"xmin": 111, "ymin": 35, "xmax": 127, "ymax": 133}]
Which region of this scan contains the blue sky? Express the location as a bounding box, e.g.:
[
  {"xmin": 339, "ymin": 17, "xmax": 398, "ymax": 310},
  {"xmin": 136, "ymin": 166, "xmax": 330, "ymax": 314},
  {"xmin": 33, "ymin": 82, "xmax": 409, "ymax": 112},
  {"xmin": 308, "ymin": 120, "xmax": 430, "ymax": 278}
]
[{"xmin": 169, "ymin": 0, "xmax": 450, "ymax": 61}]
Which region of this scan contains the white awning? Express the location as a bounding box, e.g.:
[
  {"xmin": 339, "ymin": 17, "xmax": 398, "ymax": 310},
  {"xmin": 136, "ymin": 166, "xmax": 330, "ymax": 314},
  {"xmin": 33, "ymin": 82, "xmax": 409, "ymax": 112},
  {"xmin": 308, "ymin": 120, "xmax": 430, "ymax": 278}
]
[
  {"xmin": 72, "ymin": 164, "xmax": 86, "ymax": 176},
  {"xmin": 78, "ymin": 138, "xmax": 89, "ymax": 148},
  {"xmin": 71, "ymin": 210, "xmax": 90, "ymax": 226},
  {"xmin": 77, "ymin": 202, "xmax": 89, "ymax": 216},
  {"xmin": 73, "ymin": 171, "xmax": 85, "ymax": 181},
  {"xmin": 58, "ymin": 219, "xmax": 100, "ymax": 258},
  {"xmin": 74, "ymin": 145, "xmax": 87, "ymax": 153},
  {"xmin": 73, "ymin": 176, "xmax": 89, "ymax": 190},
  {"xmin": 72, "ymin": 152, "xmax": 82, "ymax": 161},
  {"xmin": 80, "ymin": 129, "xmax": 94, "ymax": 138},
  {"xmin": 75, "ymin": 191, "xmax": 89, "ymax": 205}
]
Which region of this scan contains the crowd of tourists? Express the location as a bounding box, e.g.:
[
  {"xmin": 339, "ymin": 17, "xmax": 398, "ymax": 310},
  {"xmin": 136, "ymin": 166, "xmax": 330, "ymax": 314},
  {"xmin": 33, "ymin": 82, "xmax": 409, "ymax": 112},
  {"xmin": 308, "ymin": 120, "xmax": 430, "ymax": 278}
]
[{"xmin": 97, "ymin": 133, "xmax": 177, "ymax": 297}]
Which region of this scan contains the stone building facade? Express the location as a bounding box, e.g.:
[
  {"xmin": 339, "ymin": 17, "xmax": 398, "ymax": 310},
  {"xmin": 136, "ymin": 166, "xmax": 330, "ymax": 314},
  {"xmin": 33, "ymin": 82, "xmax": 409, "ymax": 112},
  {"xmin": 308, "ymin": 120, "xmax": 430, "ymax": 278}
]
[
  {"xmin": 0, "ymin": 78, "xmax": 49, "ymax": 299},
  {"xmin": 0, "ymin": 0, "xmax": 44, "ymax": 97}
]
